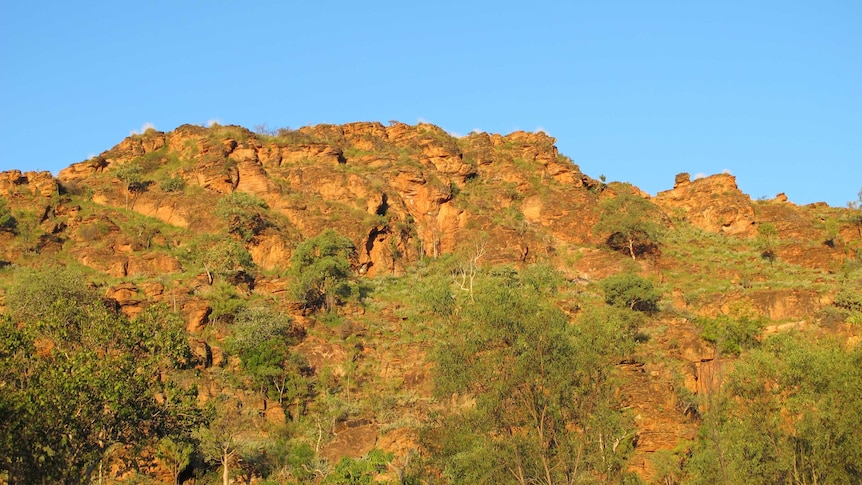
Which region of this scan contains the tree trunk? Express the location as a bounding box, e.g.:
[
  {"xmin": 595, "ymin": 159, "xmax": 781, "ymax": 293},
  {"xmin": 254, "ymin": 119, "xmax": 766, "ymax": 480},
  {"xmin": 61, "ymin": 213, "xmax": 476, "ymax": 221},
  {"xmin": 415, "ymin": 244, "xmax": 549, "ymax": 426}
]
[{"xmin": 222, "ymin": 453, "xmax": 230, "ymax": 485}]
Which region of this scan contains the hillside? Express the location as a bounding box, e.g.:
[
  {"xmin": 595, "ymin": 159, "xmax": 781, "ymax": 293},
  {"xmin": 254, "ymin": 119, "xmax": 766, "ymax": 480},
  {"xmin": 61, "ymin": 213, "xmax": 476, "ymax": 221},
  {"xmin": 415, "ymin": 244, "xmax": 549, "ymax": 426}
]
[{"xmin": 1, "ymin": 122, "xmax": 861, "ymax": 484}]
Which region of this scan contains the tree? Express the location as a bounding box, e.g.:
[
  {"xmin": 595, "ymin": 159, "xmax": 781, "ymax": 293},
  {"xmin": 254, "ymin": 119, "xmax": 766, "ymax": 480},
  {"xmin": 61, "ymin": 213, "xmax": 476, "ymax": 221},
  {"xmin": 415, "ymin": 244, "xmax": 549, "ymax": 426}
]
[
  {"xmin": 0, "ymin": 267, "xmax": 199, "ymax": 484},
  {"xmin": 0, "ymin": 197, "xmax": 14, "ymax": 232},
  {"xmin": 229, "ymin": 304, "xmax": 313, "ymax": 417},
  {"xmin": 429, "ymin": 265, "xmax": 637, "ymax": 484},
  {"xmin": 183, "ymin": 234, "xmax": 255, "ymax": 285},
  {"xmin": 601, "ymin": 272, "xmax": 660, "ymax": 312},
  {"xmin": 594, "ymin": 188, "xmax": 665, "ymax": 260},
  {"xmin": 114, "ymin": 162, "xmax": 149, "ymax": 209},
  {"xmin": 684, "ymin": 333, "xmax": 862, "ymax": 484},
  {"xmin": 157, "ymin": 437, "xmax": 193, "ymax": 485},
  {"xmin": 454, "ymin": 240, "xmax": 487, "ymax": 302},
  {"xmin": 324, "ymin": 449, "xmax": 393, "ymax": 485},
  {"xmin": 207, "ymin": 281, "xmax": 248, "ymax": 324},
  {"xmin": 757, "ymin": 222, "xmax": 778, "ymax": 264},
  {"xmin": 196, "ymin": 400, "xmax": 254, "ymax": 485},
  {"xmin": 159, "ymin": 175, "xmax": 186, "ymax": 193},
  {"xmin": 290, "ymin": 229, "xmax": 356, "ymax": 312},
  {"xmin": 215, "ymin": 192, "xmax": 270, "ymax": 241},
  {"xmin": 698, "ymin": 314, "xmax": 763, "ymax": 355}
]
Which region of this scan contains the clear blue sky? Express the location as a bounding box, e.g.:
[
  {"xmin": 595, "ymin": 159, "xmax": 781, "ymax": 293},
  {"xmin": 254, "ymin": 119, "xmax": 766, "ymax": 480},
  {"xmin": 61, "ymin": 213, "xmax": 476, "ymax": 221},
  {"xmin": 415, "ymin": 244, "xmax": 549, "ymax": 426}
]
[{"xmin": 1, "ymin": 1, "xmax": 860, "ymax": 206}]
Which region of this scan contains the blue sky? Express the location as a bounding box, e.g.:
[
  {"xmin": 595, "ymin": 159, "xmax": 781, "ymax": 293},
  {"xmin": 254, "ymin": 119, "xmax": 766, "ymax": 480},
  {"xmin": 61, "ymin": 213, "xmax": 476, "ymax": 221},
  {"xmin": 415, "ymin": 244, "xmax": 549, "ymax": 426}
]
[{"xmin": 1, "ymin": 1, "xmax": 859, "ymax": 206}]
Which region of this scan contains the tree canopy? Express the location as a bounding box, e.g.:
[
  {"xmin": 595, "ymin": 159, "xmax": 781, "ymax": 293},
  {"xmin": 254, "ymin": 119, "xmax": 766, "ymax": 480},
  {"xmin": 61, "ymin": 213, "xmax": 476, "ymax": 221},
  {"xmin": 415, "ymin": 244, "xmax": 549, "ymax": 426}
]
[
  {"xmin": 685, "ymin": 333, "xmax": 862, "ymax": 484},
  {"xmin": 594, "ymin": 188, "xmax": 665, "ymax": 260},
  {"xmin": 229, "ymin": 304, "xmax": 313, "ymax": 416},
  {"xmin": 0, "ymin": 267, "xmax": 200, "ymax": 484},
  {"xmin": 428, "ymin": 266, "xmax": 638, "ymax": 484},
  {"xmin": 290, "ymin": 229, "xmax": 356, "ymax": 312},
  {"xmin": 601, "ymin": 272, "xmax": 660, "ymax": 313},
  {"xmin": 215, "ymin": 192, "xmax": 270, "ymax": 242}
]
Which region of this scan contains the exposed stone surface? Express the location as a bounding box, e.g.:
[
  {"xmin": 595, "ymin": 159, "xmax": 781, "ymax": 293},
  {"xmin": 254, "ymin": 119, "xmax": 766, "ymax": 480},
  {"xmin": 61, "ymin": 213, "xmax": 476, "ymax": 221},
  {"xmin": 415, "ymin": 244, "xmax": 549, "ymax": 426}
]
[
  {"xmin": 183, "ymin": 298, "xmax": 212, "ymax": 334},
  {"xmin": 0, "ymin": 170, "xmax": 58, "ymax": 197},
  {"xmin": 106, "ymin": 282, "xmax": 145, "ymax": 319},
  {"xmin": 654, "ymin": 173, "xmax": 755, "ymax": 235}
]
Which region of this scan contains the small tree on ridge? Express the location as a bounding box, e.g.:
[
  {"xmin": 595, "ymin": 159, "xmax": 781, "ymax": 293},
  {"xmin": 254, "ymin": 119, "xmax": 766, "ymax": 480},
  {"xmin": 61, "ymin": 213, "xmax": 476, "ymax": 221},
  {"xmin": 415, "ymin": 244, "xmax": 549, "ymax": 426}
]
[{"xmin": 594, "ymin": 187, "xmax": 665, "ymax": 260}]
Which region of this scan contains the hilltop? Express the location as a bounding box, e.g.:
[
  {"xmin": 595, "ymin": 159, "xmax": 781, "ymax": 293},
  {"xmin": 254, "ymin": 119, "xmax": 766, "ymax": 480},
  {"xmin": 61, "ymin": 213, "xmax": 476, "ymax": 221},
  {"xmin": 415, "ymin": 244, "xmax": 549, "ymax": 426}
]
[{"xmin": 1, "ymin": 122, "xmax": 860, "ymax": 484}]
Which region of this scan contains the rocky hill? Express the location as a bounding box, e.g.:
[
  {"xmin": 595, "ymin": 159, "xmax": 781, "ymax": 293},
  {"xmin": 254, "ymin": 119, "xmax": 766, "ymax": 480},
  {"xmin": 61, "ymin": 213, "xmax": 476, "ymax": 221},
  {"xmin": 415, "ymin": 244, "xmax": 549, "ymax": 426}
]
[{"xmin": 1, "ymin": 122, "xmax": 860, "ymax": 484}]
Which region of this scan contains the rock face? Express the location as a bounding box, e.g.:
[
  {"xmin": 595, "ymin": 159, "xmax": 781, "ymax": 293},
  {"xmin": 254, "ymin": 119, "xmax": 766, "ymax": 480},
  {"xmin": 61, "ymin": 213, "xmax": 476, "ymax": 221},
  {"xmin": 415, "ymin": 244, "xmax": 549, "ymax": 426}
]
[
  {"xmin": 51, "ymin": 123, "xmax": 603, "ymax": 276},
  {"xmin": 0, "ymin": 170, "xmax": 58, "ymax": 197},
  {"xmin": 13, "ymin": 123, "xmax": 855, "ymax": 286},
  {"xmin": 653, "ymin": 173, "xmax": 755, "ymax": 235}
]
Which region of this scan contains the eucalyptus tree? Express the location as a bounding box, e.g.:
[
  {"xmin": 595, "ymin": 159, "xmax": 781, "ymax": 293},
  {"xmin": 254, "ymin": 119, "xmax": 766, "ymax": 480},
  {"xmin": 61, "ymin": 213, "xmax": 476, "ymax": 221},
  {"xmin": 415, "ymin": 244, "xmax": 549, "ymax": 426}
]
[
  {"xmin": 429, "ymin": 265, "xmax": 638, "ymax": 484},
  {"xmin": 290, "ymin": 229, "xmax": 356, "ymax": 312},
  {"xmin": 0, "ymin": 267, "xmax": 200, "ymax": 484}
]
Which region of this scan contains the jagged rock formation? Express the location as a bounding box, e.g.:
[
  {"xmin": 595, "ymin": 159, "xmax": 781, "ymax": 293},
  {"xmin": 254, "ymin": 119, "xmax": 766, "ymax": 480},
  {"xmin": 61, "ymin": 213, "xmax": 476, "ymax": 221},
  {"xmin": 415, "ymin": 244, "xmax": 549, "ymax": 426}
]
[
  {"xmin": 54, "ymin": 122, "xmax": 601, "ymax": 276},
  {"xmin": 653, "ymin": 172, "xmax": 756, "ymax": 235}
]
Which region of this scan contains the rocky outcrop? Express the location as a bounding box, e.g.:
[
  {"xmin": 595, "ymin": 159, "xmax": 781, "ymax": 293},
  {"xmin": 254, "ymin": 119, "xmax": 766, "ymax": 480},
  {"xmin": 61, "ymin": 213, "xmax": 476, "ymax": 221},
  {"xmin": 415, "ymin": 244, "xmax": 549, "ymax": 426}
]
[
  {"xmin": 697, "ymin": 288, "xmax": 825, "ymax": 321},
  {"xmin": 48, "ymin": 122, "xmax": 610, "ymax": 274},
  {"xmin": 0, "ymin": 170, "xmax": 58, "ymax": 197},
  {"xmin": 183, "ymin": 298, "xmax": 212, "ymax": 334},
  {"xmin": 105, "ymin": 282, "xmax": 145, "ymax": 319},
  {"xmin": 654, "ymin": 173, "xmax": 755, "ymax": 235}
]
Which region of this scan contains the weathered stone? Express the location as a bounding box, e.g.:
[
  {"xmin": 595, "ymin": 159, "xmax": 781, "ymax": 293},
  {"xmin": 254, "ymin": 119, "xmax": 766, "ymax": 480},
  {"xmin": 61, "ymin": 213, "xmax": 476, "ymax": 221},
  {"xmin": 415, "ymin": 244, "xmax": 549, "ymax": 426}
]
[
  {"xmin": 654, "ymin": 173, "xmax": 755, "ymax": 235},
  {"xmin": 183, "ymin": 298, "xmax": 212, "ymax": 334}
]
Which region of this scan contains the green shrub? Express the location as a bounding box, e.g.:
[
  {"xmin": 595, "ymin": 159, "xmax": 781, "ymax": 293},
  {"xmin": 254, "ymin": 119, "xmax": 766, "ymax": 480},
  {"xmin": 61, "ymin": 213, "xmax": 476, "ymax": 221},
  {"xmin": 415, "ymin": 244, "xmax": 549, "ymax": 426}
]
[
  {"xmin": 229, "ymin": 304, "xmax": 312, "ymax": 411},
  {"xmin": 290, "ymin": 229, "xmax": 356, "ymax": 313},
  {"xmin": 180, "ymin": 235, "xmax": 254, "ymax": 284},
  {"xmin": 594, "ymin": 187, "xmax": 665, "ymax": 260},
  {"xmin": 76, "ymin": 220, "xmax": 113, "ymax": 242},
  {"xmin": 215, "ymin": 192, "xmax": 269, "ymax": 241},
  {"xmin": 0, "ymin": 267, "xmax": 199, "ymax": 484},
  {"xmin": 324, "ymin": 448, "xmax": 393, "ymax": 484},
  {"xmin": 0, "ymin": 197, "xmax": 14, "ymax": 232},
  {"xmin": 158, "ymin": 176, "xmax": 186, "ymax": 193},
  {"xmin": 207, "ymin": 282, "xmax": 246, "ymax": 324},
  {"xmin": 414, "ymin": 274, "xmax": 455, "ymax": 317},
  {"xmin": 699, "ymin": 315, "xmax": 763, "ymax": 355},
  {"xmin": 601, "ymin": 273, "xmax": 660, "ymax": 312},
  {"xmin": 685, "ymin": 333, "xmax": 862, "ymax": 484},
  {"xmin": 833, "ymin": 287, "xmax": 862, "ymax": 313},
  {"xmin": 428, "ymin": 268, "xmax": 637, "ymax": 484}
]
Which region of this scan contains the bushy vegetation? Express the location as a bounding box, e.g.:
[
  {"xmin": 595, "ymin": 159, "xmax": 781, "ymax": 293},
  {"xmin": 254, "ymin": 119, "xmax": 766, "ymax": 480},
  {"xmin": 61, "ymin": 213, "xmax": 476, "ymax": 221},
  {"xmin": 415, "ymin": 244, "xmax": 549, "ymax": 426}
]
[
  {"xmin": 0, "ymin": 267, "xmax": 200, "ymax": 484},
  {"xmin": 323, "ymin": 449, "xmax": 393, "ymax": 485},
  {"xmin": 215, "ymin": 192, "xmax": 270, "ymax": 241},
  {"xmin": 698, "ymin": 314, "xmax": 764, "ymax": 355},
  {"xmin": 180, "ymin": 234, "xmax": 255, "ymax": 285},
  {"xmin": 594, "ymin": 186, "xmax": 666, "ymax": 260},
  {"xmin": 426, "ymin": 266, "xmax": 639, "ymax": 484},
  {"xmin": 159, "ymin": 175, "xmax": 187, "ymax": 193},
  {"xmin": 229, "ymin": 305, "xmax": 313, "ymax": 413},
  {"xmin": 601, "ymin": 272, "xmax": 661, "ymax": 312},
  {"xmin": 290, "ymin": 229, "xmax": 356, "ymax": 312},
  {"xmin": 684, "ymin": 333, "xmax": 862, "ymax": 484},
  {"xmin": 0, "ymin": 197, "xmax": 14, "ymax": 232},
  {"xmin": 113, "ymin": 162, "xmax": 150, "ymax": 208}
]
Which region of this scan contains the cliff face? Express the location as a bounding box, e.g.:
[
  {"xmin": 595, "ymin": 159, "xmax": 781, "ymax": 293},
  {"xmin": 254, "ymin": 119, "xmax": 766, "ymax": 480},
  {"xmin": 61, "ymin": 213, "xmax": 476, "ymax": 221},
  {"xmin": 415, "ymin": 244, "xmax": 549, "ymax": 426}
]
[
  {"xmin": 1, "ymin": 121, "xmax": 860, "ymax": 482},
  {"xmin": 52, "ymin": 122, "xmax": 602, "ymax": 276}
]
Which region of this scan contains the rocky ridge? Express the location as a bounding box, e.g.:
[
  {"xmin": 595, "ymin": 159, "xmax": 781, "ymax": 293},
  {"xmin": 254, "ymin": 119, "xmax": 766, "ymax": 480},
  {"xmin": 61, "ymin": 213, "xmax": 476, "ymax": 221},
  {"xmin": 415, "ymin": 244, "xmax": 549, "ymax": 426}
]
[{"xmin": 1, "ymin": 121, "xmax": 860, "ymax": 482}]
